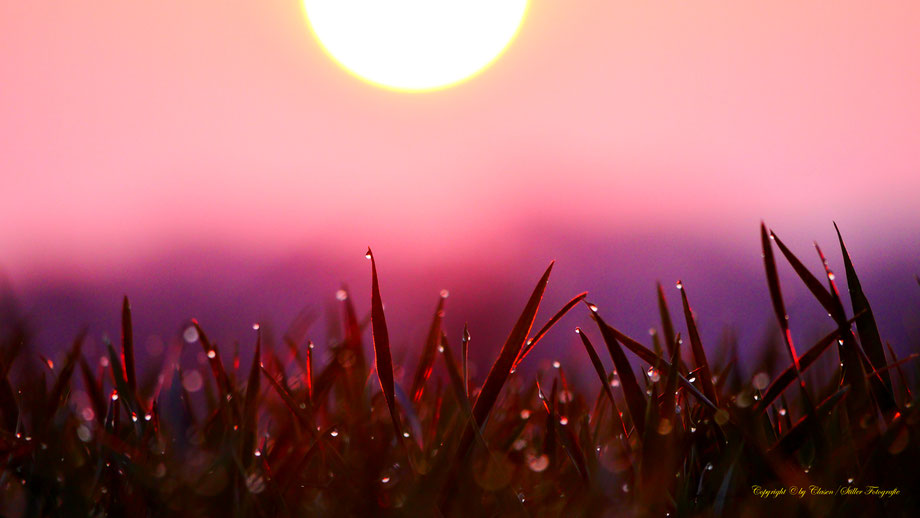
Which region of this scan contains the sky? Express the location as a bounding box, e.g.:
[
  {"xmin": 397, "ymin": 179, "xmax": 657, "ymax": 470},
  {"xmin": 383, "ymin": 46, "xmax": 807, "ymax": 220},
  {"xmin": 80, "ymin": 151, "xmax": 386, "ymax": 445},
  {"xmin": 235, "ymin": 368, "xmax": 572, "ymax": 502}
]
[{"xmin": 1, "ymin": 1, "xmax": 919, "ymax": 365}]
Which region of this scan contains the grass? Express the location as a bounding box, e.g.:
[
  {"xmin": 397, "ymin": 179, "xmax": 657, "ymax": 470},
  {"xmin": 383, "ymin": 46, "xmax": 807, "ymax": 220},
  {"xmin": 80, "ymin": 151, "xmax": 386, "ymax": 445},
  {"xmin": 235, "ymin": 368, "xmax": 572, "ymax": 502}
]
[{"xmin": 1, "ymin": 223, "xmax": 918, "ymax": 517}]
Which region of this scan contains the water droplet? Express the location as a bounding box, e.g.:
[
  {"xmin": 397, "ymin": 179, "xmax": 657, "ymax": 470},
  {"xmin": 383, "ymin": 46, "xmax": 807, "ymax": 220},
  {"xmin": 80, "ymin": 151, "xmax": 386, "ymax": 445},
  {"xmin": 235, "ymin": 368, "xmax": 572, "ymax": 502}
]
[
  {"xmin": 254, "ymin": 450, "xmax": 261, "ymax": 457},
  {"xmin": 131, "ymin": 412, "xmax": 138, "ymax": 422},
  {"xmin": 335, "ymin": 289, "xmax": 348, "ymax": 301},
  {"xmin": 588, "ymin": 303, "xmax": 598, "ymax": 312},
  {"xmin": 440, "ymin": 289, "xmax": 449, "ymax": 298},
  {"xmin": 512, "ymin": 438, "xmax": 527, "ymax": 451},
  {"xmin": 676, "ymin": 281, "xmax": 683, "ymax": 290},
  {"xmin": 688, "ymin": 376, "xmax": 697, "ymax": 383},
  {"xmin": 779, "ymin": 408, "xmax": 787, "ymax": 416},
  {"xmin": 437, "ymin": 345, "xmax": 445, "ymax": 353},
  {"xmin": 621, "ymin": 483, "xmax": 630, "ymax": 493},
  {"xmin": 828, "ymin": 272, "xmax": 836, "ymax": 280},
  {"xmin": 144, "ymin": 413, "xmax": 152, "ymax": 421},
  {"xmin": 527, "ymin": 453, "xmax": 549, "ymax": 472},
  {"xmin": 647, "ymin": 366, "xmax": 661, "ymax": 383},
  {"xmin": 847, "ymin": 477, "xmax": 854, "ymax": 484},
  {"xmin": 520, "ymin": 409, "xmax": 531, "ymax": 419},
  {"xmin": 183, "ymin": 326, "xmax": 199, "ymax": 343},
  {"xmin": 752, "ymin": 372, "xmax": 770, "ymax": 390},
  {"xmin": 381, "ymin": 476, "xmax": 391, "ymax": 484},
  {"xmin": 402, "ymin": 431, "xmax": 410, "ymax": 438},
  {"xmin": 574, "ymin": 327, "xmax": 581, "ymax": 334},
  {"xmin": 610, "ymin": 378, "xmax": 620, "ymax": 387},
  {"xmin": 207, "ymin": 350, "xmax": 217, "ymax": 359},
  {"xmin": 330, "ymin": 430, "xmax": 339, "ymax": 437},
  {"xmin": 252, "ymin": 323, "xmax": 260, "ymax": 330},
  {"xmin": 705, "ymin": 462, "xmax": 714, "ymax": 471},
  {"xmin": 365, "ymin": 248, "xmax": 372, "ymax": 260},
  {"xmin": 559, "ymin": 416, "xmax": 569, "ymax": 425},
  {"xmin": 552, "ymin": 360, "xmax": 561, "ymax": 369},
  {"xmin": 110, "ymin": 391, "xmax": 119, "ymax": 401}
]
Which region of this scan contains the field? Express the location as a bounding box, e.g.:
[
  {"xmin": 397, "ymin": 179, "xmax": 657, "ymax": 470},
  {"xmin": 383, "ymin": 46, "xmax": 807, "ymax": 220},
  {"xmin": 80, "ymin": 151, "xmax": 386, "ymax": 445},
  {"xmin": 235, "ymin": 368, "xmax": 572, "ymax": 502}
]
[{"xmin": 1, "ymin": 224, "xmax": 917, "ymax": 517}]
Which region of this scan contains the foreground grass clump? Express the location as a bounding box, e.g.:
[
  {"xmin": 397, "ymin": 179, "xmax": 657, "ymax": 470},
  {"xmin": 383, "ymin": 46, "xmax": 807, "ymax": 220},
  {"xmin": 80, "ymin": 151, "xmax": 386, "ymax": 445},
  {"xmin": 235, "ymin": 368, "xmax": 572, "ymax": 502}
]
[{"xmin": 1, "ymin": 224, "xmax": 918, "ymax": 517}]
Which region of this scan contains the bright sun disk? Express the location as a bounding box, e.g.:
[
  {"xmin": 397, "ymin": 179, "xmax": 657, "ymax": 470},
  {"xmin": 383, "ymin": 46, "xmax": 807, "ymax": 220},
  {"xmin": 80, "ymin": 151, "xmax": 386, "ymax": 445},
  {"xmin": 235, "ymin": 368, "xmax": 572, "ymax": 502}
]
[{"xmin": 302, "ymin": 0, "xmax": 529, "ymax": 92}]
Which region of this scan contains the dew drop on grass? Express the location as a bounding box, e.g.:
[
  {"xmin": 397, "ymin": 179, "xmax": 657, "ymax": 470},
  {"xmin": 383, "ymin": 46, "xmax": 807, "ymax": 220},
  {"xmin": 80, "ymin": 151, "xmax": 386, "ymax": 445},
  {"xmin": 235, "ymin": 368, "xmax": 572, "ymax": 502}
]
[
  {"xmin": 402, "ymin": 431, "xmax": 410, "ymax": 438},
  {"xmin": 610, "ymin": 379, "xmax": 620, "ymax": 387},
  {"xmin": 330, "ymin": 430, "xmax": 339, "ymax": 437},
  {"xmin": 676, "ymin": 281, "xmax": 683, "ymax": 290},
  {"xmin": 647, "ymin": 366, "xmax": 661, "ymax": 383},
  {"xmin": 847, "ymin": 477, "xmax": 854, "ymax": 484},
  {"xmin": 440, "ymin": 289, "xmax": 449, "ymax": 298},
  {"xmin": 552, "ymin": 360, "xmax": 561, "ymax": 369},
  {"xmin": 559, "ymin": 416, "xmax": 569, "ymax": 425},
  {"xmin": 779, "ymin": 408, "xmax": 787, "ymax": 416},
  {"xmin": 206, "ymin": 350, "xmax": 216, "ymax": 359},
  {"xmin": 335, "ymin": 289, "xmax": 348, "ymax": 301},
  {"xmin": 437, "ymin": 345, "xmax": 444, "ymax": 353},
  {"xmin": 110, "ymin": 391, "xmax": 119, "ymax": 401},
  {"xmin": 131, "ymin": 413, "xmax": 138, "ymax": 423},
  {"xmin": 527, "ymin": 454, "xmax": 550, "ymax": 472},
  {"xmin": 252, "ymin": 323, "xmax": 260, "ymax": 330},
  {"xmin": 520, "ymin": 409, "xmax": 531, "ymax": 419},
  {"xmin": 365, "ymin": 249, "xmax": 372, "ymax": 260},
  {"xmin": 144, "ymin": 413, "xmax": 152, "ymax": 421},
  {"xmin": 381, "ymin": 476, "xmax": 391, "ymax": 484},
  {"xmin": 588, "ymin": 303, "xmax": 598, "ymax": 313},
  {"xmin": 183, "ymin": 326, "xmax": 199, "ymax": 343}
]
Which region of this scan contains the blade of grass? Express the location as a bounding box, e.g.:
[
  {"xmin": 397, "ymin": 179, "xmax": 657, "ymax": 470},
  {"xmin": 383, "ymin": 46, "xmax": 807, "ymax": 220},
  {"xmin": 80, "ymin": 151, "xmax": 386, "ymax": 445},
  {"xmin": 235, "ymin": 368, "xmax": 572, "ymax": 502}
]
[
  {"xmin": 657, "ymin": 282, "xmax": 677, "ymax": 358},
  {"xmin": 410, "ymin": 295, "xmax": 446, "ymax": 403},
  {"xmin": 367, "ymin": 248, "xmax": 402, "ymax": 437},
  {"xmin": 121, "ymin": 296, "xmax": 137, "ymax": 394},
  {"xmin": 575, "ymin": 328, "xmax": 629, "ymax": 440},
  {"xmin": 677, "ymin": 282, "xmax": 719, "ymax": 407},
  {"xmin": 513, "ymin": 291, "xmax": 587, "ymax": 371},
  {"xmin": 592, "ymin": 311, "xmax": 647, "ymax": 435},
  {"xmin": 834, "ymin": 223, "xmax": 892, "ymax": 393}
]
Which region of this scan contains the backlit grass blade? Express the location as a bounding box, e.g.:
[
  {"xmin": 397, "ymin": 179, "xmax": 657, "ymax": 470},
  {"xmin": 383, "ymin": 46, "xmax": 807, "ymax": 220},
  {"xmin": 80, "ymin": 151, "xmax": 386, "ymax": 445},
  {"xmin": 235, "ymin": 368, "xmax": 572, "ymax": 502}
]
[
  {"xmin": 45, "ymin": 331, "xmax": 86, "ymax": 425},
  {"xmin": 513, "ymin": 291, "xmax": 587, "ymax": 370},
  {"xmin": 598, "ymin": 321, "xmax": 717, "ymax": 411},
  {"xmin": 834, "ymin": 223, "xmax": 891, "ymax": 392},
  {"xmin": 770, "ymin": 386, "xmax": 850, "ymax": 454},
  {"xmin": 410, "ymin": 295, "xmax": 446, "ymax": 403},
  {"xmin": 462, "ymin": 324, "xmax": 471, "ymax": 397},
  {"xmin": 242, "ymin": 327, "xmax": 262, "ymax": 465},
  {"xmin": 575, "ymin": 327, "xmax": 628, "ymax": 439},
  {"xmin": 657, "ymin": 282, "xmax": 677, "ymax": 357},
  {"xmin": 677, "ymin": 282, "xmax": 719, "ymax": 406},
  {"xmin": 753, "ymin": 325, "xmax": 845, "ymax": 413},
  {"xmin": 769, "ymin": 231, "xmax": 838, "ymax": 316},
  {"xmin": 192, "ymin": 320, "xmax": 233, "ymax": 399},
  {"xmin": 471, "ymin": 262, "xmax": 552, "ymax": 427},
  {"xmin": 592, "ymin": 311, "xmax": 647, "ymax": 435},
  {"xmin": 367, "ymin": 248, "xmax": 402, "ymax": 437},
  {"xmin": 121, "ymin": 296, "xmax": 137, "ymax": 394},
  {"xmin": 761, "ymin": 224, "xmax": 804, "ymax": 377},
  {"xmin": 452, "ymin": 261, "xmax": 553, "ymax": 466}
]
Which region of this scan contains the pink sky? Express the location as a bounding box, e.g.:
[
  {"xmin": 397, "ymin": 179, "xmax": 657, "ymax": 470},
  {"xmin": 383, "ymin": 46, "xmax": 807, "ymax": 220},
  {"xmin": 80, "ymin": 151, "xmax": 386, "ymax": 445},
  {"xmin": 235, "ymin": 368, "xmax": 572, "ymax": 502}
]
[{"xmin": 2, "ymin": 1, "xmax": 919, "ymax": 282}]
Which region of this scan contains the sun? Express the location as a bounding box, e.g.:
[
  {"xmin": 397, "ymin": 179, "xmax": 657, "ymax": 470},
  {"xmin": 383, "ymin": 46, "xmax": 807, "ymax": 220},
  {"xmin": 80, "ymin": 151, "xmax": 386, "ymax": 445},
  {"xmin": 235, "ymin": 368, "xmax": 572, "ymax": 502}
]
[{"xmin": 301, "ymin": 0, "xmax": 529, "ymax": 92}]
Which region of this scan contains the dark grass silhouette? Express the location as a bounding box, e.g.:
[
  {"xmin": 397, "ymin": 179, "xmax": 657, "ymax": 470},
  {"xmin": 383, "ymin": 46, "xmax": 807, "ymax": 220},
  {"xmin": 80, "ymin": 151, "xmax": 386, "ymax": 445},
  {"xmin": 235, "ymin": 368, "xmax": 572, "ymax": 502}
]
[{"xmin": 0, "ymin": 223, "xmax": 918, "ymax": 517}]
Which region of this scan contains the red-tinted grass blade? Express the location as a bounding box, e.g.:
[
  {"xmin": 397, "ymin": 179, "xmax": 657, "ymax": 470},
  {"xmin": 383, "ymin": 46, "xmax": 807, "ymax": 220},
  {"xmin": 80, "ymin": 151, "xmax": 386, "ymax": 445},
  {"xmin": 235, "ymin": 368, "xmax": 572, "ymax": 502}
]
[
  {"xmin": 513, "ymin": 291, "xmax": 587, "ymax": 371},
  {"xmin": 121, "ymin": 296, "xmax": 137, "ymax": 394},
  {"xmin": 45, "ymin": 330, "xmax": 86, "ymax": 425},
  {"xmin": 192, "ymin": 320, "xmax": 233, "ymax": 399},
  {"xmin": 886, "ymin": 343, "xmax": 912, "ymax": 401},
  {"xmin": 657, "ymin": 282, "xmax": 677, "ymax": 358},
  {"xmin": 462, "ymin": 324, "xmax": 471, "ymax": 397},
  {"xmin": 677, "ymin": 282, "xmax": 719, "ymax": 407},
  {"xmin": 834, "ymin": 223, "xmax": 891, "ymax": 392},
  {"xmin": 761, "ymin": 224, "xmax": 803, "ymax": 378},
  {"xmin": 576, "ymin": 327, "xmax": 628, "ymax": 439},
  {"xmin": 368, "ymin": 248, "xmax": 402, "ymax": 437},
  {"xmin": 242, "ymin": 327, "xmax": 262, "ymax": 465},
  {"xmin": 410, "ymin": 295, "xmax": 446, "ymax": 403},
  {"xmin": 592, "ymin": 311, "xmax": 647, "ymax": 435},
  {"xmin": 753, "ymin": 322, "xmax": 856, "ymax": 413},
  {"xmin": 769, "ymin": 231, "xmax": 838, "ymax": 316}
]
